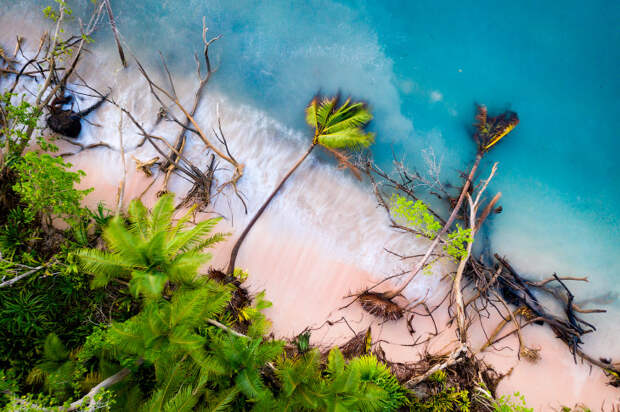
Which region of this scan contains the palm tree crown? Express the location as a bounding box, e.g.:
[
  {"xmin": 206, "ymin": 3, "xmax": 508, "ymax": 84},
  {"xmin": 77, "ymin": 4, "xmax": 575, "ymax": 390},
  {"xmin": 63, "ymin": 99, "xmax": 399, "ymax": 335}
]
[
  {"xmin": 78, "ymin": 194, "xmax": 226, "ymax": 299},
  {"xmin": 306, "ymin": 96, "xmax": 375, "ymax": 150}
]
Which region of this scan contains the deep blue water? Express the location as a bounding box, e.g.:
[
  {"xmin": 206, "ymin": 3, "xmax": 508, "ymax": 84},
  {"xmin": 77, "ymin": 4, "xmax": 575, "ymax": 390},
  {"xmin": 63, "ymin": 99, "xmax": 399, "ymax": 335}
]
[{"xmin": 4, "ymin": 1, "xmax": 620, "ymax": 317}]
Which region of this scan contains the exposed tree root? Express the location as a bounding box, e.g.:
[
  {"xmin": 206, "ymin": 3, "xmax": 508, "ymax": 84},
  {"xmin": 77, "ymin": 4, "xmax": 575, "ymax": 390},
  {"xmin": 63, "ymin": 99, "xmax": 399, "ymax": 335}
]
[
  {"xmin": 358, "ymin": 291, "xmax": 404, "ymax": 321},
  {"xmin": 339, "ymin": 327, "xmax": 372, "ymax": 358}
]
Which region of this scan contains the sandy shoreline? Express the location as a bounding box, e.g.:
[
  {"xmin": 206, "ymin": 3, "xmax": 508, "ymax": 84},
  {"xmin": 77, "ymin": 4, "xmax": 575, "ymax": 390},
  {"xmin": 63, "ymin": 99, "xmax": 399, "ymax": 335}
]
[{"xmin": 70, "ymin": 151, "xmax": 619, "ymax": 410}]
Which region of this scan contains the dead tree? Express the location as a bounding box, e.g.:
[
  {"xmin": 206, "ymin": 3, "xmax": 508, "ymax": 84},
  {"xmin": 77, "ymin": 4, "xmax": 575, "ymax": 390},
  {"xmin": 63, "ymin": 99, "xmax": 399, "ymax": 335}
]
[
  {"xmin": 102, "ymin": 0, "xmax": 127, "ymax": 68},
  {"xmin": 124, "ymin": 21, "xmax": 244, "ymax": 210},
  {"xmin": 0, "ymin": 2, "xmax": 105, "ymax": 172},
  {"xmin": 354, "ymin": 106, "xmax": 515, "ymax": 314},
  {"xmin": 352, "ymin": 105, "xmax": 619, "ymax": 388}
]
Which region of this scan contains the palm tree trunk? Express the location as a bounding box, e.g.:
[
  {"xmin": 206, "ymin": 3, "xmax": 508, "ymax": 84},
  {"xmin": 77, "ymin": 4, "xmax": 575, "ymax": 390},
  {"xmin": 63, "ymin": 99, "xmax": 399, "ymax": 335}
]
[
  {"xmin": 382, "ymin": 153, "xmax": 483, "ymax": 299},
  {"xmin": 226, "ymin": 143, "xmax": 316, "ymax": 274}
]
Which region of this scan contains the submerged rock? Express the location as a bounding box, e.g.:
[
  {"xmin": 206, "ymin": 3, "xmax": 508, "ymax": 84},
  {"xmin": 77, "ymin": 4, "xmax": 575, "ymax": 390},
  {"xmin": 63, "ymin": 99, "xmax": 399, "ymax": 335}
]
[
  {"xmin": 46, "ymin": 110, "xmax": 82, "ymax": 138},
  {"xmin": 46, "ymin": 93, "xmax": 107, "ymax": 138}
]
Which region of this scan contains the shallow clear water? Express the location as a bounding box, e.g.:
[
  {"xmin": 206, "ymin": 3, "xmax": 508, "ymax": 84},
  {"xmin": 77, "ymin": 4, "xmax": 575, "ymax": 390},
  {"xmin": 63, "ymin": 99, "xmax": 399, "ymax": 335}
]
[{"xmin": 2, "ymin": 1, "xmax": 619, "ymax": 339}]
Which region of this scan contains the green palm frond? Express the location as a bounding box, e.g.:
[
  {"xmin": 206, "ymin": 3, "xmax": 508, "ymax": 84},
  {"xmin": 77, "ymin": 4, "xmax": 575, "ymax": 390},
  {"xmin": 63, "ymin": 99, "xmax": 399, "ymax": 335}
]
[
  {"xmin": 318, "ymin": 127, "xmax": 375, "ymax": 149},
  {"xmin": 129, "ymin": 270, "xmax": 169, "ymax": 298},
  {"xmin": 168, "ymin": 205, "xmax": 197, "ymax": 241},
  {"xmin": 141, "ymin": 231, "xmax": 168, "ymax": 267},
  {"xmin": 78, "ymin": 196, "xmax": 226, "ymax": 298},
  {"xmin": 305, "ymin": 97, "xmax": 319, "ymax": 130},
  {"xmin": 77, "ymin": 248, "xmax": 129, "ymax": 288},
  {"xmin": 323, "ymin": 107, "xmax": 373, "ymax": 134},
  {"xmin": 166, "ymin": 217, "xmax": 221, "ymax": 255},
  {"xmin": 162, "ymin": 385, "xmax": 198, "ymax": 412},
  {"xmin": 169, "ymin": 288, "xmax": 218, "ymax": 327},
  {"xmin": 349, "ymin": 355, "xmax": 409, "ymax": 410},
  {"xmin": 276, "ymin": 350, "xmax": 322, "ymax": 407},
  {"xmin": 168, "ymin": 327, "xmax": 207, "ymax": 361},
  {"xmin": 128, "ymin": 198, "xmax": 150, "ymax": 239},
  {"xmin": 315, "ymin": 97, "xmax": 337, "ymax": 130},
  {"xmin": 149, "ymin": 193, "xmax": 175, "ymax": 234},
  {"xmin": 306, "ymin": 95, "xmax": 374, "ymax": 151},
  {"xmin": 324, "ymin": 99, "xmax": 362, "ymax": 126},
  {"xmin": 140, "ymin": 388, "xmax": 166, "ymax": 412},
  {"xmin": 193, "ymin": 232, "xmax": 228, "ymax": 253},
  {"xmin": 256, "ymin": 340, "xmax": 286, "ymax": 365},
  {"xmin": 168, "ymin": 251, "xmax": 212, "ymax": 286},
  {"xmin": 235, "ymin": 368, "xmax": 269, "ymax": 401},
  {"xmin": 146, "ymin": 360, "xmax": 198, "ymax": 409},
  {"xmin": 351, "ymin": 382, "xmax": 389, "ymax": 412},
  {"xmin": 195, "ymin": 353, "xmax": 226, "ymax": 378},
  {"xmin": 326, "ymin": 347, "xmax": 345, "ymax": 377},
  {"xmin": 205, "ymin": 387, "xmax": 240, "ymax": 412},
  {"xmin": 106, "ymin": 318, "xmax": 147, "ymax": 356},
  {"xmin": 104, "ymin": 217, "xmax": 145, "ymax": 266}
]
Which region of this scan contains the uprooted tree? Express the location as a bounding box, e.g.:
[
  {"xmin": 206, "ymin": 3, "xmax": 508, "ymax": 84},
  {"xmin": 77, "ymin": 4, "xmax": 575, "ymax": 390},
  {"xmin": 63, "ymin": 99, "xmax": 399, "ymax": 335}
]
[{"xmin": 345, "ymin": 104, "xmax": 620, "ymax": 393}]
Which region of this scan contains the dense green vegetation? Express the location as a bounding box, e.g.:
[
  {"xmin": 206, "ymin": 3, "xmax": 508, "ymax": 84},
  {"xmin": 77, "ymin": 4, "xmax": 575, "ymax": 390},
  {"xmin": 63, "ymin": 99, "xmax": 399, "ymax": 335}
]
[
  {"xmin": 0, "ymin": 186, "xmax": 410, "ymax": 410},
  {"xmin": 0, "ymin": 91, "xmax": 409, "ymax": 408}
]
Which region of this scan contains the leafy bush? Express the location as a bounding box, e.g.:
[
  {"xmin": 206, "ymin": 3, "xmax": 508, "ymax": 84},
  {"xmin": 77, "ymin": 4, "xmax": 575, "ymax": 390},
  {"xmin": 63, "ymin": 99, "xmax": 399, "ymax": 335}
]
[
  {"xmin": 443, "ymin": 224, "xmax": 473, "ymax": 261},
  {"xmin": 0, "ymin": 207, "xmax": 39, "ymax": 255},
  {"xmin": 492, "ymin": 392, "xmax": 533, "ymax": 412},
  {"xmin": 0, "ymin": 92, "xmax": 40, "ymax": 162},
  {"xmin": 391, "ymin": 195, "xmax": 441, "ymax": 239},
  {"xmin": 11, "ymin": 152, "xmax": 92, "ymax": 226},
  {"xmin": 0, "ymin": 265, "xmax": 103, "ymax": 387},
  {"xmin": 390, "ymin": 194, "xmax": 473, "ymax": 263}
]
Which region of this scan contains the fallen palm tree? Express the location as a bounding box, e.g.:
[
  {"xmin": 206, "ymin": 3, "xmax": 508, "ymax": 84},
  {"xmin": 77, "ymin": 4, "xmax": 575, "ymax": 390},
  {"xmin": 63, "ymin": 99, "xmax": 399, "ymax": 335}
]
[
  {"xmin": 356, "ymin": 105, "xmax": 517, "ymax": 318},
  {"xmin": 351, "ymin": 105, "xmax": 619, "ymax": 388}
]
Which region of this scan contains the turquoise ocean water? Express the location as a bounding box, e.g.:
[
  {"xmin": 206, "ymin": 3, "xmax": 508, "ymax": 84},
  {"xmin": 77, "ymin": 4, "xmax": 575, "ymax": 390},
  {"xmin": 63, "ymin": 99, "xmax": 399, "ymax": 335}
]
[{"xmin": 3, "ymin": 1, "xmax": 619, "ymax": 342}]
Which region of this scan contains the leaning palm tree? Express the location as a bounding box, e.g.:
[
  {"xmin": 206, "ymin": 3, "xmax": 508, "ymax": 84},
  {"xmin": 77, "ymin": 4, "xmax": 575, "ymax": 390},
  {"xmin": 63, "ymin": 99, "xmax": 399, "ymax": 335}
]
[
  {"xmin": 227, "ymin": 96, "xmax": 375, "ymax": 274},
  {"xmin": 360, "ymin": 105, "xmax": 518, "ymax": 319}
]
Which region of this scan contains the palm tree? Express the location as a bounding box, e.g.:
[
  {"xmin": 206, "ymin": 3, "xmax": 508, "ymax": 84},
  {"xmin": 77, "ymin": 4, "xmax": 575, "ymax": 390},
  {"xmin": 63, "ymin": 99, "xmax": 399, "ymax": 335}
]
[
  {"xmin": 226, "ymin": 96, "xmax": 375, "ymax": 274},
  {"xmin": 365, "ymin": 105, "xmax": 518, "ymax": 312},
  {"xmin": 78, "ymin": 194, "xmax": 226, "ymax": 299}
]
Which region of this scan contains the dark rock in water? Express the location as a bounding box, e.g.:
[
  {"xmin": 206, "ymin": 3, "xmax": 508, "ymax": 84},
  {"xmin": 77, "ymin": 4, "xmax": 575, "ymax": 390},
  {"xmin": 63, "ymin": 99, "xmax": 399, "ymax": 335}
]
[
  {"xmin": 46, "ymin": 92, "xmax": 108, "ymax": 138},
  {"xmin": 46, "ymin": 110, "xmax": 82, "ymax": 138}
]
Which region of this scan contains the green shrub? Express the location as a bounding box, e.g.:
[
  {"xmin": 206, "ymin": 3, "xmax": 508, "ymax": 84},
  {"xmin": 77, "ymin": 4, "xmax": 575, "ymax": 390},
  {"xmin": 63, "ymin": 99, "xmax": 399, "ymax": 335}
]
[
  {"xmin": 493, "ymin": 392, "xmax": 533, "ymax": 412},
  {"xmin": 11, "ymin": 152, "xmax": 92, "ymax": 226},
  {"xmin": 390, "ymin": 194, "xmax": 473, "ymax": 263},
  {"xmin": 391, "ymin": 195, "xmax": 441, "ymax": 239}
]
